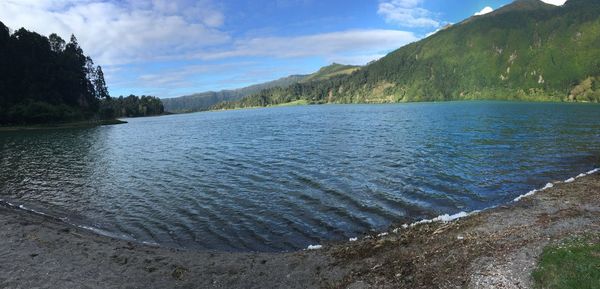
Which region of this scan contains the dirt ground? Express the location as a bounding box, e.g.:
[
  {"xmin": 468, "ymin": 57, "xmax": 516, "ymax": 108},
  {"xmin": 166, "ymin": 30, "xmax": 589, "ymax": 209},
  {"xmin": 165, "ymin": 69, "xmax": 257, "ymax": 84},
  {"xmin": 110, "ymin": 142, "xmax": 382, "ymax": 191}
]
[{"xmin": 1, "ymin": 172, "xmax": 599, "ymax": 289}]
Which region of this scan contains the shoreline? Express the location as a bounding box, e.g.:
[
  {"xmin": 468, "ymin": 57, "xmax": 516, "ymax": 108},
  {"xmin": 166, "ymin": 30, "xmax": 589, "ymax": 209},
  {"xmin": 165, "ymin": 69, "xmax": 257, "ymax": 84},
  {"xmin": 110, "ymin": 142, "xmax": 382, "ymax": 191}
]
[
  {"xmin": 172, "ymin": 99, "xmax": 600, "ymax": 115},
  {"xmin": 0, "ymin": 119, "xmax": 127, "ymax": 132},
  {"xmin": 1, "ymin": 170, "xmax": 600, "ymax": 288},
  {"xmin": 4, "ymin": 168, "xmax": 597, "ymax": 253}
]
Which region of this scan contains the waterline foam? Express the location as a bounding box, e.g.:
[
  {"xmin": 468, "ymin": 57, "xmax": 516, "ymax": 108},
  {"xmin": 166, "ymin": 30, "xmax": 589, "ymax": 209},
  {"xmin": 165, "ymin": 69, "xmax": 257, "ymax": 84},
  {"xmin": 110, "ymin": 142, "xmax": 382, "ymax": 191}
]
[
  {"xmin": 513, "ymin": 183, "xmax": 554, "ymax": 202},
  {"xmin": 513, "ymin": 168, "xmax": 599, "ymax": 202},
  {"xmin": 0, "ymin": 198, "xmax": 136, "ymax": 243},
  {"xmin": 305, "ymin": 167, "xmax": 599, "ymax": 250}
]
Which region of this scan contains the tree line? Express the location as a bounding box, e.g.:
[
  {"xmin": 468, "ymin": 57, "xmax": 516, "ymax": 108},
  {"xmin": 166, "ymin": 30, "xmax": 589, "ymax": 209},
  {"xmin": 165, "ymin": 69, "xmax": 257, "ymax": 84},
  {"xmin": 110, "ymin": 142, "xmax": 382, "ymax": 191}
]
[
  {"xmin": 0, "ymin": 21, "xmax": 164, "ymax": 125},
  {"xmin": 0, "ymin": 21, "xmax": 110, "ymax": 124},
  {"xmin": 99, "ymin": 95, "xmax": 164, "ymax": 118}
]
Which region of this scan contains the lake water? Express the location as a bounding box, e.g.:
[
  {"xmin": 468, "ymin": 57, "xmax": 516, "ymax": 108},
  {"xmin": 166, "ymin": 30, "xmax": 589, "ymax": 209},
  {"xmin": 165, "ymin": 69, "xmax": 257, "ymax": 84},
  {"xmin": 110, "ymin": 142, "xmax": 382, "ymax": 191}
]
[{"xmin": 1, "ymin": 102, "xmax": 600, "ymax": 252}]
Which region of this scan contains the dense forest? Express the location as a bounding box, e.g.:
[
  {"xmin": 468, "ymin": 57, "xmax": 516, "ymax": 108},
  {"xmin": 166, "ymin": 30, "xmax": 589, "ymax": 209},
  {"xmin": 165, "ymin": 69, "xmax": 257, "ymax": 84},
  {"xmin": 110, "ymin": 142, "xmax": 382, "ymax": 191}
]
[
  {"xmin": 100, "ymin": 95, "xmax": 164, "ymax": 118},
  {"xmin": 0, "ymin": 21, "xmax": 165, "ymax": 125},
  {"xmin": 0, "ymin": 21, "xmax": 110, "ymax": 124},
  {"xmin": 213, "ymin": 0, "xmax": 600, "ymax": 110},
  {"xmin": 163, "ymin": 64, "xmax": 358, "ymax": 113}
]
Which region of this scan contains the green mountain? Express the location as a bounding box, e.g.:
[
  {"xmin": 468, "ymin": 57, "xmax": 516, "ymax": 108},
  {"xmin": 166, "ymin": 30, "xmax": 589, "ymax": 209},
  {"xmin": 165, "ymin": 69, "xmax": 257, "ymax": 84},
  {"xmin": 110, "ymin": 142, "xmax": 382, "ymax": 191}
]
[
  {"xmin": 213, "ymin": 0, "xmax": 600, "ymax": 110},
  {"xmin": 162, "ymin": 63, "xmax": 359, "ymax": 112}
]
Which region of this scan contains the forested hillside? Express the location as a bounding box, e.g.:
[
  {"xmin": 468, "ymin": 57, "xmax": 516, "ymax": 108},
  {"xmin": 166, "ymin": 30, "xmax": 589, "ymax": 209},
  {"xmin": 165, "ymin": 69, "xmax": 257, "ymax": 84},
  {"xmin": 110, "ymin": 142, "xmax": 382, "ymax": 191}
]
[
  {"xmin": 213, "ymin": 0, "xmax": 600, "ymax": 110},
  {"xmin": 162, "ymin": 75, "xmax": 305, "ymax": 113},
  {"xmin": 0, "ymin": 21, "xmax": 109, "ymax": 124},
  {"xmin": 162, "ymin": 64, "xmax": 358, "ymax": 112}
]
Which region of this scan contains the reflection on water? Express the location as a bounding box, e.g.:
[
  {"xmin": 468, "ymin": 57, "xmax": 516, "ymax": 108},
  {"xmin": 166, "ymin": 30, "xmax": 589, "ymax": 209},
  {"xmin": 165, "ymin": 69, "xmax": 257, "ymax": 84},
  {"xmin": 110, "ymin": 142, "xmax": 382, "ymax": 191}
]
[{"xmin": 1, "ymin": 102, "xmax": 599, "ymax": 252}]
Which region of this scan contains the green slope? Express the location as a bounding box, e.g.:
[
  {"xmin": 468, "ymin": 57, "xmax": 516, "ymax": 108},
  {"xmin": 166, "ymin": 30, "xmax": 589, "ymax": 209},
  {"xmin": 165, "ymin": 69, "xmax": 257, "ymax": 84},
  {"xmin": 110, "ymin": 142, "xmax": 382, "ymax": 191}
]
[
  {"xmin": 162, "ymin": 63, "xmax": 359, "ymax": 113},
  {"xmin": 300, "ymin": 63, "xmax": 360, "ymax": 83},
  {"xmin": 161, "ymin": 74, "xmax": 305, "ymax": 113},
  {"xmin": 212, "ymin": 0, "xmax": 600, "ymax": 110}
]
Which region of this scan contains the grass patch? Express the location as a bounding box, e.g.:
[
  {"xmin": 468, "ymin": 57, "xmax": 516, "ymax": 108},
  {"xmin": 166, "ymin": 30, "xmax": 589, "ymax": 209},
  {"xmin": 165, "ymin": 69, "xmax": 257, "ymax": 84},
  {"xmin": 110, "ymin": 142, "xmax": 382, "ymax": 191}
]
[
  {"xmin": 533, "ymin": 236, "xmax": 600, "ymax": 289},
  {"xmin": 269, "ymin": 99, "xmax": 309, "ymax": 107},
  {"xmin": 210, "ymin": 99, "xmax": 310, "ymax": 112}
]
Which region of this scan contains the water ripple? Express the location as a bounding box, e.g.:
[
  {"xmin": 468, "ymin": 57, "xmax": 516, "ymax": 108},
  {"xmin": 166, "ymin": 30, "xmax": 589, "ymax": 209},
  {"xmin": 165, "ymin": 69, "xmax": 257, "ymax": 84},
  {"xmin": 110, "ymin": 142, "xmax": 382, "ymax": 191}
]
[{"xmin": 1, "ymin": 102, "xmax": 600, "ymax": 252}]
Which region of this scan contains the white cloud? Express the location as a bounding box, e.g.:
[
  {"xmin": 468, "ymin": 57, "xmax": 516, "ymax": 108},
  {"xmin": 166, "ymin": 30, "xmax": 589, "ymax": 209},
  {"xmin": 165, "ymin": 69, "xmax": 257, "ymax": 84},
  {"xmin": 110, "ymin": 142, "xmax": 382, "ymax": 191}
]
[
  {"xmin": 329, "ymin": 54, "xmax": 387, "ymax": 66},
  {"xmin": 0, "ymin": 0, "xmax": 421, "ymax": 97},
  {"xmin": 540, "ymin": 0, "xmax": 568, "ymax": 5},
  {"xmin": 378, "ymin": 0, "xmax": 439, "ymax": 28},
  {"xmin": 382, "ymin": 0, "xmax": 423, "ymax": 8},
  {"xmin": 136, "ymin": 62, "xmax": 255, "ymax": 88},
  {"xmin": 105, "ymin": 28, "xmax": 417, "ymax": 97},
  {"xmin": 0, "ymin": 1, "xmax": 417, "ymax": 66},
  {"xmin": 474, "ymin": 6, "xmax": 494, "ymax": 16},
  {"xmin": 195, "ymin": 29, "xmax": 418, "ymax": 62},
  {"xmin": 0, "ymin": 0, "xmax": 228, "ymax": 65}
]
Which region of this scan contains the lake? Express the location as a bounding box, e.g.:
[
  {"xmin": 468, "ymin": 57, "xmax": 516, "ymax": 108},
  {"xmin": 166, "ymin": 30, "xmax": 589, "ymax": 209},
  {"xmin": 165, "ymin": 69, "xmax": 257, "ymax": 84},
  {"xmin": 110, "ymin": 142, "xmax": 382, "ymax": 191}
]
[{"xmin": 1, "ymin": 102, "xmax": 600, "ymax": 252}]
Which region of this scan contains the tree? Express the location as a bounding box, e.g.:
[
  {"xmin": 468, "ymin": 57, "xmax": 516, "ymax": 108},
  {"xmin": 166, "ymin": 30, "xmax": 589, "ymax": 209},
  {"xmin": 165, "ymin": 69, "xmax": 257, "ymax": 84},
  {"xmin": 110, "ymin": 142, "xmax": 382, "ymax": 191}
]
[
  {"xmin": 63, "ymin": 34, "xmax": 96, "ymax": 109},
  {"xmin": 94, "ymin": 66, "xmax": 110, "ymax": 99},
  {"xmin": 48, "ymin": 33, "xmax": 65, "ymax": 53},
  {"xmin": 85, "ymin": 56, "xmax": 97, "ymax": 99},
  {"xmin": 0, "ymin": 22, "xmax": 10, "ymax": 108},
  {"xmin": 0, "ymin": 21, "xmax": 9, "ymax": 45}
]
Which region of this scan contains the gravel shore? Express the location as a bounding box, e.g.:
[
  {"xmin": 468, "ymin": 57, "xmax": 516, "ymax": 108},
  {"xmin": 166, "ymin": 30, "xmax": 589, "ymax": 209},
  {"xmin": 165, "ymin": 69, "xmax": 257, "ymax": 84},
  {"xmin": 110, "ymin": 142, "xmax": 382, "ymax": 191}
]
[{"xmin": 1, "ymin": 172, "xmax": 599, "ymax": 288}]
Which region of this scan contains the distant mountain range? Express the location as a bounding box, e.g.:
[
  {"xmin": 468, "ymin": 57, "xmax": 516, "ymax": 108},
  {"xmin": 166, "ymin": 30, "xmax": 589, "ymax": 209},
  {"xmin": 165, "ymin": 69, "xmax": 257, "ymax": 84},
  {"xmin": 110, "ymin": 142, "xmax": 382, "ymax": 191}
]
[
  {"xmin": 162, "ymin": 63, "xmax": 359, "ymax": 112},
  {"xmin": 211, "ymin": 0, "xmax": 600, "ymax": 110}
]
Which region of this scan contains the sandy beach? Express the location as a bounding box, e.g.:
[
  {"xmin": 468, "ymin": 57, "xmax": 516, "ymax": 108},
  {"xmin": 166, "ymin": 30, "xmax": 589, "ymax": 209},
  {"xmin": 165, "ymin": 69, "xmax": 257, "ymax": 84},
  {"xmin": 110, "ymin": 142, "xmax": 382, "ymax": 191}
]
[{"xmin": 1, "ymin": 171, "xmax": 599, "ymax": 289}]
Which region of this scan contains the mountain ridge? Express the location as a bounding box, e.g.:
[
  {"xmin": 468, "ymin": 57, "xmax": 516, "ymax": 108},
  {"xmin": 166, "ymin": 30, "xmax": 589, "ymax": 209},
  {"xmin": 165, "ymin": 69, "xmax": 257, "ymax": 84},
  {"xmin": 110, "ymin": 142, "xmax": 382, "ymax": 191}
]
[
  {"xmin": 212, "ymin": 0, "xmax": 600, "ymax": 110},
  {"xmin": 162, "ymin": 63, "xmax": 359, "ymax": 113}
]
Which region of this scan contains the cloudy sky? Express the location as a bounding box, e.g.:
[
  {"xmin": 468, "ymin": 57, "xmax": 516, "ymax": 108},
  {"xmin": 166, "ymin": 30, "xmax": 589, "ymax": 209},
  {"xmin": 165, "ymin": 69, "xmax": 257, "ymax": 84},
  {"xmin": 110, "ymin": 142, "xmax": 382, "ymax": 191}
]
[{"xmin": 0, "ymin": 0, "xmax": 567, "ymax": 98}]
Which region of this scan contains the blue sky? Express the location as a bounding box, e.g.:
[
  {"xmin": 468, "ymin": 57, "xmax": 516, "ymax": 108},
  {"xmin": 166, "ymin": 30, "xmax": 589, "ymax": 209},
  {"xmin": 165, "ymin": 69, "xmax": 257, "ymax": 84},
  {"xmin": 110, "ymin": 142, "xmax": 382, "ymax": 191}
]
[{"xmin": 0, "ymin": 0, "xmax": 566, "ymax": 98}]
